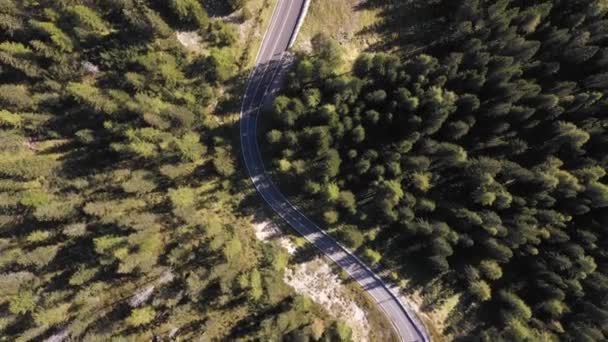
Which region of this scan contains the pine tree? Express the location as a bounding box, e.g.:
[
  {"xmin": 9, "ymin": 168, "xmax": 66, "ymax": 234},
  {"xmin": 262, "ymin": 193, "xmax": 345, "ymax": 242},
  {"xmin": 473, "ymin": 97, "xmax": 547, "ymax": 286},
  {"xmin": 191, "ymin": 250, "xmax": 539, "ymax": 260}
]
[{"xmin": 127, "ymin": 306, "xmax": 156, "ymax": 327}]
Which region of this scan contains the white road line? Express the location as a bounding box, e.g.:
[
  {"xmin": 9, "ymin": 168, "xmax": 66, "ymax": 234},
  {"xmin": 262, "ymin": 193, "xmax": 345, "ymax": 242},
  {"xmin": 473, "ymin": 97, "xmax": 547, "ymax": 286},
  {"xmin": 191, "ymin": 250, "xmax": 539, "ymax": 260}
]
[
  {"xmin": 238, "ymin": 1, "xmax": 429, "ymax": 341},
  {"xmin": 246, "ymin": 0, "xmax": 295, "ymax": 113},
  {"xmin": 253, "ymin": 0, "xmax": 283, "ymax": 65},
  {"xmin": 239, "ymin": 0, "xmax": 285, "ymax": 122}
]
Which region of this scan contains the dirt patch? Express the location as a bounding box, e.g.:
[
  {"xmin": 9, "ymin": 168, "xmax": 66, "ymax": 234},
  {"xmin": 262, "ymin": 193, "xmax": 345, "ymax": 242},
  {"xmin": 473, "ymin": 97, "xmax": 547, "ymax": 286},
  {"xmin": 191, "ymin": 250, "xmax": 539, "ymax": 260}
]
[
  {"xmin": 285, "ymin": 259, "xmax": 370, "ymax": 342},
  {"xmin": 251, "ymin": 218, "xmax": 370, "ymax": 340},
  {"xmin": 129, "ymin": 269, "xmax": 175, "ymax": 308},
  {"xmin": 252, "ymin": 220, "xmax": 297, "ymax": 254},
  {"xmin": 176, "ymin": 31, "xmax": 204, "ymax": 53}
]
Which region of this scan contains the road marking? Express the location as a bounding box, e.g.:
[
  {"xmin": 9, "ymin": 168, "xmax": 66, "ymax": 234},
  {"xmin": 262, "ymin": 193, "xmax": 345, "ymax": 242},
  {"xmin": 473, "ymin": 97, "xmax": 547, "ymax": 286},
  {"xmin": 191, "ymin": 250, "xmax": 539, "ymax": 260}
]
[
  {"xmin": 253, "ymin": 0, "xmax": 284, "ymax": 66},
  {"xmin": 245, "ymin": 0, "xmax": 295, "ymax": 117},
  {"xmin": 238, "ymin": 1, "xmax": 429, "ymax": 341}
]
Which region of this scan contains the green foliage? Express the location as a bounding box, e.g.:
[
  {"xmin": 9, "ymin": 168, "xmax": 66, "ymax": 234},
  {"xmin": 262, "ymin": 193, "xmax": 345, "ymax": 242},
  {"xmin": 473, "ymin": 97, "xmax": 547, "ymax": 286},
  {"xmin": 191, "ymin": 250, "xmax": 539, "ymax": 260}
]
[
  {"xmin": 227, "ymin": 0, "xmax": 247, "ymax": 11},
  {"xmin": 34, "ymin": 303, "xmax": 70, "ymax": 327},
  {"xmin": 26, "ymin": 230, "xmax": 51, "ymax": 243},
  {"xmin": 249, "ymin": 268, "xmax": 263, "ymax": 301},
  {"xmin": 19, "ymin": 190, "xmax": 50, "ymax": 208},
  {"xmin": 170, "ymin": 0, "xmax": 209, "ymax": 30},
  {"xmin": 65, "ymin": 5, "xmax": 111, "ymax": 39},
  {"xmin": 223, "ymin": 238, "xmax": 242, "ymax": 260},
  {"xmin": 500, "ymin": 290, "xmax": 532, "ymax": 321},
  {"xmin": 411, "ymin": 172, "xmax": 431, "ymax": 192},
  {"xmin": 175, "ymin": 132, "xmax": 206, "ymax": 162},
  {"xmin": 208, "ymin": 48, "xmax": 238, "ymax": 82},
  {"xmin": 67, "ymin": 82, "xmax": 118, "ymax": 114},
  {"xmin": 29, "ymin": 20, "xmax": 73, "ymax": 52},
  {"xmin": 331, "ymin": 320, "xmax": 352, "ymax": 341},
  {"xmin": 266, "ymin": 129, "xmax": 282, "ymax": 144},
  {"xmin": 69, "ymin": 266, "xmax": 98, "ymax": 286},
  {"xmin": 337, "ymin": 191, "xmax": 357, "ymax": 214},
  {"xmin": 362, "ymin": 248, "xmax": 381, "ymax": 265},
  {"xmin": 0, "ymin": 110, "xmax": 21, "ymax": 127},
  {"xmin": 0, "ymin": 1, "xmax": 341, "ymax": 340},
  {"xmin": 338, "ymin": 226, "xmax": 365, "ymax": 250},
  {"xmin": 0, "ymin": 10, "xmax": 23, "ymax": 36},
  {"xmin": 136, "ymin": 51, "xmax": 185, "ymax": 88},
  {"xmin": 469, "ymin": 280, "xmax": 491, "ymax": 302},
  {"xmin": 18, "ymin": 245, "xmax": 59, "ymax": 268},
  {"xmin": 325, "ymin": 182, "xmax": 340, "ymax": 202},
  {"xmin": 121, "ymin": 171, "xmax": 157, "ymax": 194},
  {"xmin": 0, "ymin": 154, "xmax": 57, "ymax": 180},
  {"xmin": 277, "ymin": 158, "xmax": 291, "ymax": 173},
  {"xmin": 586, "ymin": 181, "xmax": 608, "ymax": 208},
  {"xmin": 169, "ymin": 187, "xmax": 197, "ymax": 209},
  {"xmin": 311, "ymin": 33, "xmax": 344, "ymax": 71},
  {"xmin": 212, "ymin": 146, "xmax": 236, "ymax": 177},
  {"xmin": 0, "ymin": 84, "xmax": 33, "ymax": 110},
  {"xmin": 127, "ymin": 306, "xmax": 156, "ymax": 327},
  {"xmin": 208, "ymin": 22, "xmax": 238, "ymax": 47},
  {"xmin": 263, "ymin": 1, "xmax": 608, "ymax": 339},
  {"xmin": 323, "ymin": 210, "xmax": 339, "ymax": 225},
  {"xmin": 8, "ymin": 290, "xmax": 37, "ymax": 315},
  {"xmin": 479, "ymin": 260, "xmax": 503, "ymax": 280}
]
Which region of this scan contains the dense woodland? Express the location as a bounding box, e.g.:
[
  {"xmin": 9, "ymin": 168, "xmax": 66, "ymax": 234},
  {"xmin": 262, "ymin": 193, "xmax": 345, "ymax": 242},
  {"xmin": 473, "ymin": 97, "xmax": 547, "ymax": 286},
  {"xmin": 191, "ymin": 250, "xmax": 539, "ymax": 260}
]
[
  {"xmin": 0, "ymin": 0, "xmax": 351, "ymax": 340},
  {"xmin": 265, "ymin": 0, "xmax": 608, "ymax": 340}
]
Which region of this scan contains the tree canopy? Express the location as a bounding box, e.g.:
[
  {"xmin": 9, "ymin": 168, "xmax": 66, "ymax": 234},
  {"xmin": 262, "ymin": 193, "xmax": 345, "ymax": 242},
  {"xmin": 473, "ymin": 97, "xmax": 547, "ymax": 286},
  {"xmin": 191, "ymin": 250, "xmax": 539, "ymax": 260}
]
[
  {"xmin": 264, "ymin": 1, "xmax": 608, "ymax": 339},
  {"xmin": 0, "ymin": 0, "xmax": 348, "ymax": 340}
]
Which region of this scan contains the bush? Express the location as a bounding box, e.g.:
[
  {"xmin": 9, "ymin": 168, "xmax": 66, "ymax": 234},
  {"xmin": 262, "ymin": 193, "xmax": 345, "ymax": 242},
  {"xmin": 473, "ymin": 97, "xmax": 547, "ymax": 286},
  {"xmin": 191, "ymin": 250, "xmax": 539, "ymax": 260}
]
[
  {"xmin": 323, "ymin": 210, "xmax": 339, "ymax": 225},
  {"xmin": 170, "ymin": 0, "xmax": 209, "ymax": 30},
  {"xmin": 362, "ymin": 248, "xmax": 381, "ymax": 265},
  {"xmin": 127, "ymin": 306, "xmax": 156, "ymax": 327},
  {"xmin": 241, "ymin": 6, "xmax": 253, "ymax": 21},
  {"xmin": 338, "ymin": 226, "xmax": 365, "ymax": 250}
]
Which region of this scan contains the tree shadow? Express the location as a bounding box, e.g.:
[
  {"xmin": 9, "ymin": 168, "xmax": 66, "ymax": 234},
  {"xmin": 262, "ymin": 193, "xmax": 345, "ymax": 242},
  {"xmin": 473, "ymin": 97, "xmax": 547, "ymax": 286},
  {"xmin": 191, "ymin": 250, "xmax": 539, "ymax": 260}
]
[
  {"xmin": 227, "ymin": 297, "xmax": 293, "ymax": 339},
  {"xmin": 291, "ymin": 242, "xmax": 323, "ymax": 265},
  {"xmin": 354, "ymin": 0, "xmax": 460, "ymax": 55}
]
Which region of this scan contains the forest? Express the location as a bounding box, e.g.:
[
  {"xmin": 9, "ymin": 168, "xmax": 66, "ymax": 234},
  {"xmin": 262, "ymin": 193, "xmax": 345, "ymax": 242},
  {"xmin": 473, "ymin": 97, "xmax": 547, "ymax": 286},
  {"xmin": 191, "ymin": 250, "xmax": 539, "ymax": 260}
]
[
  {"xmin": 264, "ymin": 0, "xmax": 608, "ymax": 340},
  {"xmin": 0, "ymin": 0, "xmax": 351, "ymax": 340}
]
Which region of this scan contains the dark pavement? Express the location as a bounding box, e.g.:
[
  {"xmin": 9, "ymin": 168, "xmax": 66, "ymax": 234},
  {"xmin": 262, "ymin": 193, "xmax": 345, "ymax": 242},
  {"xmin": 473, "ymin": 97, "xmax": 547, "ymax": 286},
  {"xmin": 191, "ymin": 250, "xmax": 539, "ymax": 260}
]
[{"xmin": 239, "ymin": 1, "xmax": 429, "ymax": 341}]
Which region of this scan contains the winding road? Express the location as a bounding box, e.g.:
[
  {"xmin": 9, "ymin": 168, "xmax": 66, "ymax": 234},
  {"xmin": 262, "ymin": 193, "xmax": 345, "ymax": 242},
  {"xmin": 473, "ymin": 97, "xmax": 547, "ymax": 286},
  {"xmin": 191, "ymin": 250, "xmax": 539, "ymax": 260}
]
[{"xmin": 239, "ymin": 1, "xmax": 430, "ymax": 341}]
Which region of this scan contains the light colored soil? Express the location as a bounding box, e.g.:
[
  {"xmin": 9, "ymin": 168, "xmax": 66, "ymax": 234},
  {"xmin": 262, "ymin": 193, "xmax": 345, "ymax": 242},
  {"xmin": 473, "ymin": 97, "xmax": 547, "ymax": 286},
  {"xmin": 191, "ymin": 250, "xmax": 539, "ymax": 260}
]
[
  {"xmin": 252, "ymin": 217, "xmax": 457, "ymax": 341},
  {"xmin": 252, "ymin": 220, "xmax": 297, "ymax": 254},
  {"xmin": 176, "ymin": 31, "xmax": 204, "ymax": 53},
  {"xmin": 285, "ymin": 259, "xmax": 371, "ymax": 342},
  {"xmin": 129, "ymin": 286, "xmax": 154, "ymax": 307},
  {"xmin": 129, "ymin": 269, "xmax": 175, "ymax": 308},
  {"xmin": 44, "ymin": 329, "xmax": 69, "ymax": 342},
  {"xmin": 295, "ymin": 0, "xmax": 381, "ymax": 62},
  {"xmin": 252, "ymin": 218, "xmax": 370, "ymax": 341}
]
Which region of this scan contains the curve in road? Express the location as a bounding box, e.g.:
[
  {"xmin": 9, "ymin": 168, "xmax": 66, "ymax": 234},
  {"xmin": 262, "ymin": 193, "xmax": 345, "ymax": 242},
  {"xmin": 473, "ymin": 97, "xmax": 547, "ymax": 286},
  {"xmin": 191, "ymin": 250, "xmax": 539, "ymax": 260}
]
[{"xmin": 239, "ymin": 1, "xmax": 430, "ymax": 341}]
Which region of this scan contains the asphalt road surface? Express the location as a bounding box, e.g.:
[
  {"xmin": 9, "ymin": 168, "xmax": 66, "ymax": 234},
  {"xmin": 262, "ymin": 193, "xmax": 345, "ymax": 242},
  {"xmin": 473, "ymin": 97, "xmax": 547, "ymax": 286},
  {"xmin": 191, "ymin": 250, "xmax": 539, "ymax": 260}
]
[{"xmin": 239, "ymin": 1, "xmax": 429, "ymax": 341}]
